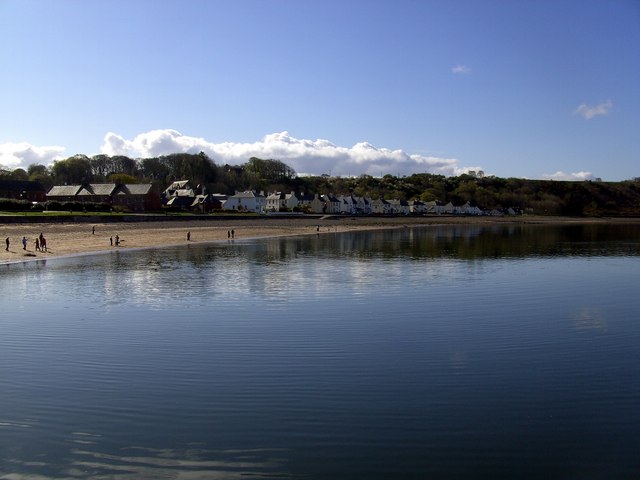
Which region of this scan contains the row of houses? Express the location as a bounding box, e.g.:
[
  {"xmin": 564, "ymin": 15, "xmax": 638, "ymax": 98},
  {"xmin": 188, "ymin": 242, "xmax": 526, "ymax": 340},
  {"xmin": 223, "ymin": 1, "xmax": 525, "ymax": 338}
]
[
  {"xmin": 0, "ymin": 179, "xmax": 516, "ymax": 216},
  {"xmin": 46, "ymin": 183, "xmax": 161, "ymax": 211},
  {"xmin": 163, "ymin": 181, "xmax": 513, "ymax": 216}
]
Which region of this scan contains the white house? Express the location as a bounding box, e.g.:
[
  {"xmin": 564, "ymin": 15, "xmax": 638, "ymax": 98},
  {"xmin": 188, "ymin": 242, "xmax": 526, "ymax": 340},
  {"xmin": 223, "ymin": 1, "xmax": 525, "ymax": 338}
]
[
  {"xmin": 460, "ymin": 202, "xmax": 483, "ymax": 215},
  {"xmin": 424, "ymin": 200, "xmax": 445, "ymax": 215},
  {"xmin": 285, "ymin": 192, "xmax": 301, "ymax": 210},
  {"xmin": 223, "ymin": 191, "xmax": 266, "ymax": 213},
  {"xmin": 338, "ymin": 195, "xmax": 355, "ymax": 214},
  {"xmin": 266, "ymin": 192, "xmax": 287, "ymax": 211},
  {"xmin": 355, "ymin": 196, "xmax": 372, "ymax": 215},
  {"xmin": 371, "ymin": 198, "xmax": 392, "ymax": 215},
  {"xmin": 297, "ymin": 193, "xmax": 315, "ymax": 211},
  {"xmin": 323, "ymin": 194, "xmax": 341, "ymax": 214},
  {"xmin": 442, "ymin": 202, "xmax": 455, "ymax": 215},
  {"xmin": 409, "ymin": 199, "xmax": 427, "ymax": 214},
  {"xmin": 310, "ymin": 194, "xmax": 327, "ymax": 214}
]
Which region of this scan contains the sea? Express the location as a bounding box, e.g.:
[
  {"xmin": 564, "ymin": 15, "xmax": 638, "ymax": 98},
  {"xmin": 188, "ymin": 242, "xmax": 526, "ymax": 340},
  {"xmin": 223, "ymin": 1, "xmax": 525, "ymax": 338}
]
[{"xmin": 1, "ymin": 222, "xmax": 639, "ymax": 479}]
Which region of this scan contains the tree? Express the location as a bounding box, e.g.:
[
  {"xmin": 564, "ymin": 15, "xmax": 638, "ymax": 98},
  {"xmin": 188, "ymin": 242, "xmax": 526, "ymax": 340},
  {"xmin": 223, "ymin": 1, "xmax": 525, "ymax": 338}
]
[
  {"xmin": 90, "ymin": 154, "xmax": 112, "ymax": 179},
  {"xmin": 107, "ymin": 173, "xmax": 137, "ymax": 184},
  {"xmin": 9, "ymin": 168, "xmax": 29, "ymax": 181},
  {"xmin": 138, "ymin": 157, "xmax": 167, "ymax": 181},
  {"xmin": 159, "ymin": 153, "xmax": 218, "ymax": 185},
  {"xmin": 244, "ymin": 157, "xmax": 295, "ymax": 183},
  {"xmin": 26, "ymin": 163, "xmax": 53, "ymax": 189},
  {"xmin": 51, "ymin": 154, "xmax": 92, "ymax": 184},
  {"xmin": 111, "ymin": 155, "xmax": 137, "ymax": 176},
  {"xmin": 27, "ymin": 164, "xmax": 49, "ymax": 177}
]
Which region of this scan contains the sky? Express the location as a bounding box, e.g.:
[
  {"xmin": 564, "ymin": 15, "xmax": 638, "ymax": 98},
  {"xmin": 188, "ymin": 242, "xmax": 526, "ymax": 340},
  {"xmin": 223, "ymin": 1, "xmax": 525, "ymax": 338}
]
[{"xmin": 1, "ymin": 0, "xmax": 638, "ymax": 181}]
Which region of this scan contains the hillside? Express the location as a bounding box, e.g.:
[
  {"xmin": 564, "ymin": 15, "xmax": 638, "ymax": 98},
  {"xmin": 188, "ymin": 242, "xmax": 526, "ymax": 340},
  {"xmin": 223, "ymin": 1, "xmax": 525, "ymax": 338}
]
[{"xmin": 2, "ymin": 154, "xmax": 639, "ymax": 216}]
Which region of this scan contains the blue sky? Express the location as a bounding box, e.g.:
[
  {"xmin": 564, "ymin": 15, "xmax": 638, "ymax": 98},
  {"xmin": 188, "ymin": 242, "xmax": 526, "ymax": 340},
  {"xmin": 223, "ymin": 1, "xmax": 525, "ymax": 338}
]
[{"xmin": 1, "ymin": 0, "xmax": 638, "ymax": 180}]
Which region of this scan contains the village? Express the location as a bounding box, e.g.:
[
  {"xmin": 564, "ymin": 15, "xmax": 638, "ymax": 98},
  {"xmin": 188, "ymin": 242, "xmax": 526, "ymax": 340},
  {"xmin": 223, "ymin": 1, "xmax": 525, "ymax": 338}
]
[{"xmin": 8, "ymin": 179, "xmax": 513, "ymax": 217}]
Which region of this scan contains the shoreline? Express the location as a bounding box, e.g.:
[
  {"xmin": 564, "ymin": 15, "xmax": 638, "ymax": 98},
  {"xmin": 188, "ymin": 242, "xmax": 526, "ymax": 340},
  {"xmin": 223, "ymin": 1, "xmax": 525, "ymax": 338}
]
[{"xmin": 1, "ymin": 215, "xmax": 638, "ymax": 265}]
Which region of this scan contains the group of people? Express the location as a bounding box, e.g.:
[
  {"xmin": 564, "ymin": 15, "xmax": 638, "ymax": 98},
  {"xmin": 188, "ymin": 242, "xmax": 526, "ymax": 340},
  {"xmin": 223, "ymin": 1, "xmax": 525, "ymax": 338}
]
[{"xmin": 5, "ymin": 233, "xmax": 47, "ymax": 253}]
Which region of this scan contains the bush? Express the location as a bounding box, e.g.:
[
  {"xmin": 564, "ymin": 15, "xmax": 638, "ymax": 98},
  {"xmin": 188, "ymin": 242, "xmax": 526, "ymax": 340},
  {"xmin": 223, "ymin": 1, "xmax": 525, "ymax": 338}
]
[
  {"xmin": 43, "ymin": 200, "xmax": 111, "ymax": 212},
  {"xmin": 0, "ymin": 198, "xmax": 31, "ymax": 211}
]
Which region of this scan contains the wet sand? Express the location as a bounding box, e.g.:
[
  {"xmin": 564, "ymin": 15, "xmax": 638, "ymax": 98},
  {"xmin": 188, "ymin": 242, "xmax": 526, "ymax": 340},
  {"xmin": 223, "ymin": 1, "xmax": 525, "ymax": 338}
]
[{"xmin": 0, "ymin": 215, "xmax": 635, "ymax": 265}]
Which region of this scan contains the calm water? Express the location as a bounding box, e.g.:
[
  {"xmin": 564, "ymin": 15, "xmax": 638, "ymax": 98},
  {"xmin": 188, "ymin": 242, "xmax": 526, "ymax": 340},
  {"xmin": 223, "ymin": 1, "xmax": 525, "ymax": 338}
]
[{"xmin": 1, "ymin": 223, "xmax": 639, "ymax": 479}]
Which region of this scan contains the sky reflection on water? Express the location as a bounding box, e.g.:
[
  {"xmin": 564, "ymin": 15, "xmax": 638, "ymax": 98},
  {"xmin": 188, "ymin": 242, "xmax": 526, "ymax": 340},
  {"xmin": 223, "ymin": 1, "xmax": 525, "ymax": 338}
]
[{"xmin": 1, "ymin": 224, "xmax": 639, "ymax": 479}]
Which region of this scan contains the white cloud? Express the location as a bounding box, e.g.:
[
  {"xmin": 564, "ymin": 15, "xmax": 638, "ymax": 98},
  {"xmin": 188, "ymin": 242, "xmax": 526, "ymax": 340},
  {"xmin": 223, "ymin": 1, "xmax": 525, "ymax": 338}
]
[
  {"xmin": 101, "ymin": 129, "xmax": 479, "ymax": 177},
  {"xmin": 541, "ymin": 170, "xmax": 595, "ymax": 181},
  {"xmin": 0, "ymin": 142, "xmax": 66, "ymax": 170},
  {"xmin": 452, "ymin": 64, "xmax": 471, "ymax": 74},
  {"xmin": 574, "ymin": 100, "xmax": 613, "ymax": 120}
]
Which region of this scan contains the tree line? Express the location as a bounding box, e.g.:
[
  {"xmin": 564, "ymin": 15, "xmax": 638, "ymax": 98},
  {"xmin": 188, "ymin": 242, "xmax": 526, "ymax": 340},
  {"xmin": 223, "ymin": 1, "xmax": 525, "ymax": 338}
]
[{"xmin": 1, "ymin": 153, "xmax": 639, "ymax": 216}]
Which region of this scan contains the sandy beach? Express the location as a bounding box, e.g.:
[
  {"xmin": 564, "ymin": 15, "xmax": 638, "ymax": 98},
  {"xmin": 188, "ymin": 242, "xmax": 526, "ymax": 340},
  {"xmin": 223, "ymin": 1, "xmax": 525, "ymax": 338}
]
[{"xmin": 0, "ymin": 215, "xmax": 636, "ymax": 265}]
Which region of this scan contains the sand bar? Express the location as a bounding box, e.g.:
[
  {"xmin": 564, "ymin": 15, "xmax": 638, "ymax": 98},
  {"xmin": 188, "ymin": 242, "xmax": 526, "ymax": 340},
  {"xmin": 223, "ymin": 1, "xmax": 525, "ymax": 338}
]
[{"xmin": 1, "ymin": 215, "xmax": 637, "ymax": 265}]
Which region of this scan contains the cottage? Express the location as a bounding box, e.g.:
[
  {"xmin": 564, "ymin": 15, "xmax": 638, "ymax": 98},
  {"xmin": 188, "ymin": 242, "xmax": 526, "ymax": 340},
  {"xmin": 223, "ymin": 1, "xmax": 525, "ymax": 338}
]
[
  {"xmin": 388, "ymin": 199, "xmax": 410, "ymax": 215},
  {"xmin": 370, "ymin": 198, "xmax": 392, "ymax": 215},
  {"xmin": 296, "ymin": 192, "xmax": 315, "ymax": 212},
  {"xmin": 322, "ymin": 194, "xmax": 341, "ymax": 214},
  {"xmin": 113, "ymin": 184, "xmax": 161, "ymax": 212},
  {"xmin": 76, "ymin": 183, "xmax": 117, "ymax": 204},
  {"xmin": 223, "ymin": 191, "xmax": 266, "ymax": 213},
  {"xmin": 266, "ymin": 192, "xmax": 288, "ymax": 212},
  {"xmin": 310, "ymin": 194, "xmax": 327, "ymax": 214},
  {"xmin": 460, "ymin": 202, "xmax": 483, "ymax": 216},
  {"xmin": 338, "ymin": 195, "xmax": 355, "ymax": 214},
  {"xmin": 354, "ymin": 196, "xmax": 372, "ymax": 215},
  {"xmin": 47, "ymin": 183, "xmax": 158, "ymax": 211},
  {"xmin": 409, "ymin": 199, "xmax": 427, "ymax": 214},
  {"xmin": 163, "ymin": 180, "xmax": 194, "ymax": 199}
]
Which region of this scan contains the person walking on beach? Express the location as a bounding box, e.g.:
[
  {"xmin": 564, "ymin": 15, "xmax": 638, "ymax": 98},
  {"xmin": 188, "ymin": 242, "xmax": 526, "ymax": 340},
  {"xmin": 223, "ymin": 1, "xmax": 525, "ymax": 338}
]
[
  {"xmin": 5, "ymin": 237, "xmax": 9, "ymax": 251},
  {"xmin": 227, "ymin": 230, "xmax": 230, "ymax": 239},
  {"xmin": 22, "ymin": 236, "xmax": 27, "ymax": 250},
  {"xmin": 40, "ymin": 236, "xmax": 47, "ymax": 252},
  {"xmin": 231, "ymin": 229, "xmax": 235, "ymax": 239},
  {"xmin": 110, "ymin": 236, "xmax": 113, "ymax": 246},
  {"xmin": 187, "ymin": 231, "xmax": 191, "ymax": 241},
  {"xmin": 115, "ymin": 235, "xmax": 120, "ymax": 246},
  {"xmin": 92, "ymin": 226, "xmax": 96, "ymax": 235},
  {"xmin": 35, "ymin": 238, "xmax": 40, "ymax": 251}
]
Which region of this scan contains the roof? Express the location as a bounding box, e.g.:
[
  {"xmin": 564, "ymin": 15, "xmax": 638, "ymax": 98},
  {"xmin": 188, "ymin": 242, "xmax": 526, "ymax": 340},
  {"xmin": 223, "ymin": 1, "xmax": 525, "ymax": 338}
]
[
  {"xmin": 118, "ymin": 184, "xmax": 153, "ymax": 195},
  {"xmin": 48, "ymin": 183, "xmax": 153, "ymax": 198},
  {"xmin": 231, "ymin": 191, "xmax": 264, "ymax": 199},
  {"xmin": 165, "ymin": 196, "xmax": 195, "ymax": 207},
  {"xmin": 78, "ymin": 184, "xmax": 117, "ymax": 196},
  {"xmin": 48, "ymin": 185, "xmax": 82, "ymax": 196},
  {"xmin": 166, "ymin": 180, "xmax": 190, "ymax": 190},
  {"xmin": 266, "ymin": 192, "xmax": 286, "ymax": 200}
]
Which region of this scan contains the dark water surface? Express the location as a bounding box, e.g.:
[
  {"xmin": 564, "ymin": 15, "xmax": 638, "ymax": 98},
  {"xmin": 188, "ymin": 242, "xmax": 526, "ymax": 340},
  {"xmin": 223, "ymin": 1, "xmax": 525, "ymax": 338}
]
[{"xmin": 1, "ymin": 223, "xmax": 639, "ymax": 479}]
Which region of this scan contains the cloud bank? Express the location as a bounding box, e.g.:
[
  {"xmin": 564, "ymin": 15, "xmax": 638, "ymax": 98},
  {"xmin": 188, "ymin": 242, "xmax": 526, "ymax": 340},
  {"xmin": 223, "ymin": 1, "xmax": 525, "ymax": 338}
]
[
  {"xmin": 2, "ymin": 130, "xmax": 598, "ymax": 181},
  {"xmin": 0, "ymin": 142, "xmax": 65, "ymax": 170},
  {"xmin": 101, "ymin": 130, "xmax": 479, "ymax": 177},
  {"xmin": 541, "ymin": 170, "xmax": 595, "ymax": 181},
  {"xmin": 574, "ymin": 100, "xmax": 613, "ymax": 120}
]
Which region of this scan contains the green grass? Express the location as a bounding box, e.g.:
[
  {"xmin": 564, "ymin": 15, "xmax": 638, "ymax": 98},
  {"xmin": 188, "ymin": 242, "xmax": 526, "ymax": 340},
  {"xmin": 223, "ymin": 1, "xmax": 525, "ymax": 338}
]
[{"xmin": 0, "ymin": 210, "xmax": 263, "ymax": 218}]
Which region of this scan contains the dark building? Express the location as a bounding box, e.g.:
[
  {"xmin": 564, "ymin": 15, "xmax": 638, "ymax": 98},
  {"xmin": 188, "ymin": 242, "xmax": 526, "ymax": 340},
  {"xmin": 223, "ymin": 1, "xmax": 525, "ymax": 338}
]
[{"xmin": 0, "ymin": 180, "xmax": 47, "ymax": 202}]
